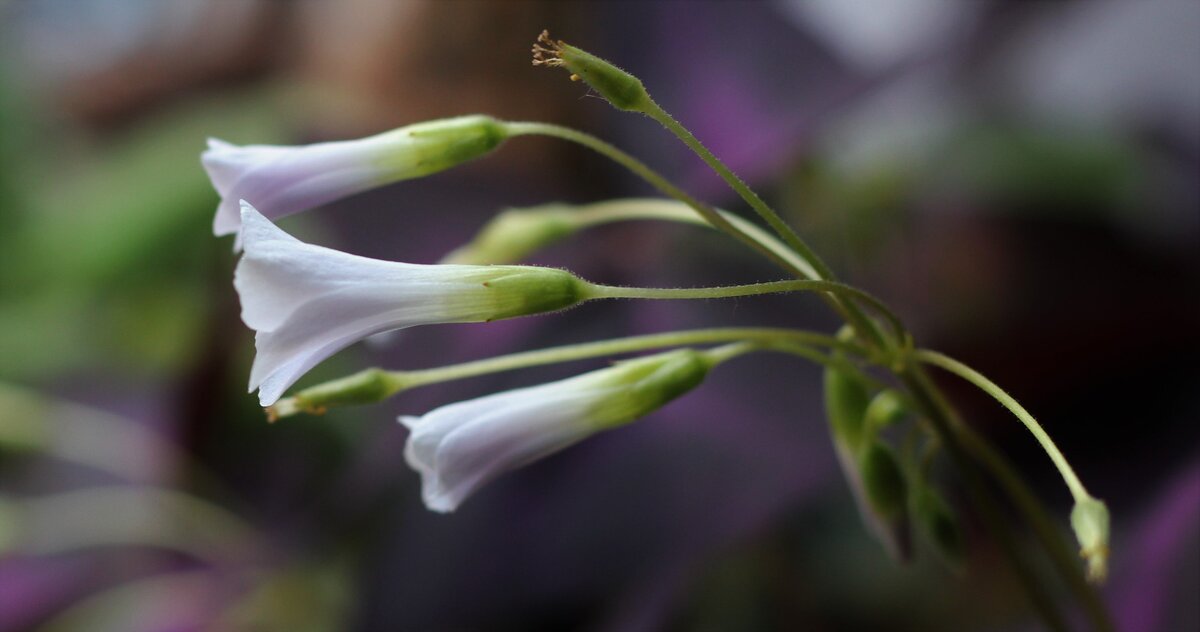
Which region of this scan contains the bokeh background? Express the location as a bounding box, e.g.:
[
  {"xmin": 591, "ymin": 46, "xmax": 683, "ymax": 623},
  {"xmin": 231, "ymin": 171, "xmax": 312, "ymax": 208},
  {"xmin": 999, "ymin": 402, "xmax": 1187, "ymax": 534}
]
[{"xmin": 1, "ymin": 1, "xmax": 1197, "ymax": 630}]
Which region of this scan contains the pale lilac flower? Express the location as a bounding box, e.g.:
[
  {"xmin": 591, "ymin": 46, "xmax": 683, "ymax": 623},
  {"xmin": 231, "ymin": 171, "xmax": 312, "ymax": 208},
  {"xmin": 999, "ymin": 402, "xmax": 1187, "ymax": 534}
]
[
  {"xmin": 203, "ymin": 115, "xmax": 508, "ymax": 239},
  {"xmin": 401, "ymin": 349, "xmax": 710, "ymax": 512},
  {"xmin": 234, "ymin": 202, "xmax": 583, "ymax": 406}
]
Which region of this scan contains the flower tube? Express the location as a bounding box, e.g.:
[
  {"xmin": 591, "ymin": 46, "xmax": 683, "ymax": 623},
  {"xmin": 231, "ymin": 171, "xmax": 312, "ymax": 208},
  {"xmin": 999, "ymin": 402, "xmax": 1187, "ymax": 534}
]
[
  {"xmin": 234, "ymin": 202, "xmax": 585, "ymax": 406},
  {"xmin": 203, "ymin": 115, "xmax": 508, "ymax": 240},
  {"xmin": 401, "ymin": 348, "xmax": 711, "ymax": 512}
]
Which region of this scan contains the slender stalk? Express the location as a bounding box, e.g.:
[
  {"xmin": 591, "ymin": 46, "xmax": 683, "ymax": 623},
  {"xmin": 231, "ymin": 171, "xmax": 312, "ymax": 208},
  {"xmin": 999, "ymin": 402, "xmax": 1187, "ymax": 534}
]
[
  {"xmin": 503, "ymin": 121, "xmax": 819, "ymax": 280},
  {"xmin": 569, "ymin": 198, "xmax": 812, "ymax": 275},
  {"xmin": 914, "ymin": 349, "xmax": 1091, "ymax": 503},
  {"xmin": 585, "ymin": 279, "xmax": 908, "ymax": 344},
  {"xmin": 639, "ymin": 99, "xmax": 836, "ymax": 282},
  {"xmin": 898, "ymin": 365, "xmax": 1071, "ymax": 631},
  {"xmin": 504, "ymin": 121, "xmax": 891, "ymax": 350},
  {"xmin": 955, "ymin": 423, "xmax": 1116, "ymax": 632},
  {"xmin": 271, "ymin": 327, "xmax": 867, "ymax": 419},
  {"xmin": 400, "ymin": 327, "xmax": 859, "ymax": 388}
]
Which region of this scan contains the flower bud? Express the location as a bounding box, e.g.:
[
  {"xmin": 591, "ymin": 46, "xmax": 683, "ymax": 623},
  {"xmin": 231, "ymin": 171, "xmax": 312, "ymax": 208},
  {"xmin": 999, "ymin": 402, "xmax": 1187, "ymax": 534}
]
[
  {"xmin": 401, "ymin": 349, "xmax": 710, "ymax": 512},
  {"xmin": 915, "ymin": 487, "xmax": 965, "ymax": 569},
  {"xmin": 865, "ymin": 389, "xmax": 907, "ymax": 431},
  {"xmin": 532, "ymin": 31, "xmax": 651, "ymax": 112},
  {"xmin": 1071, "ymin": 497, "xmax": 1110, "ymax": 583},
  {"xmin": 441, "ymin": 205, "xmax": 577, "ymax": 265},
  {"xmin": 859, "ymin": 441, "xmax": 909, "ymax": 521},
  {"xmin": 823, "ymin": 367, "xmax": 869, "ymax": 448},
  {"xmin": 269, "ymin": 368, "xmax": 404, "ymax": 421},
  {"xmin": 203, "ymin": 115, "xmax": 509, "ymax": 240}
]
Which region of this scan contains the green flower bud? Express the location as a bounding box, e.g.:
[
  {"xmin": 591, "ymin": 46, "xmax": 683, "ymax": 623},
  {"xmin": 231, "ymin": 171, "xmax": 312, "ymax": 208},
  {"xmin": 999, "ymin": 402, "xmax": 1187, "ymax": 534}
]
[
  {"xmin": 915, "ymin": 487, "xmax": 966, "ymax": 569},
  {"xmin": 270, "ymin": 368, "xmax": 405, "ymax": 421},
  {"xmin": 823, "ymin": 367, "xmax": 870, "ymax": 448},
  {"xmin": 441, "ymin": 205, "xmax": 577, "ymax": 265},
  {"xmin": 532, "ymin": 31, "xmax": 651, "ymax": 112},
  {"xmin": 1071, "ymin": 497, "xmax": 1110, "ymax": 583},
  {"xmin": 859, "ymin": 441, "xmax": 909, "ymax": 521},
  {"xmin": 865, "ymin": 389, "xmax": 907, "ymax": 432}
]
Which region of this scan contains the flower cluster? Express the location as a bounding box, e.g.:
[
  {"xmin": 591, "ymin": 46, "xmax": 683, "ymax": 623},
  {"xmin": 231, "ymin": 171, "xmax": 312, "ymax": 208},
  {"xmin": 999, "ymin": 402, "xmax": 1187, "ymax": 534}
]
[
  {"xmin": 204, "ymin": 114, "xmax": 724, "ymax": 513},
  {"xmin": 201, "ymin": 32, "xmax": 1109, "ymax": 618}
]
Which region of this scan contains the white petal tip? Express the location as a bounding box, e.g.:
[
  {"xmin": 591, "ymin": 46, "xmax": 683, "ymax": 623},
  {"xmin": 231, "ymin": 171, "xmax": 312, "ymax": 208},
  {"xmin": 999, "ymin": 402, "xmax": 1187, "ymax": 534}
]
[
  {"xmin": 398, "ymin": 415, "xmax": 421, "ymax": 429},
  {"xmin": 423, "ymin": 495, "xmax": 458, "ymax": 513},
  {"xmin": 239, "ymin": 199, "xmax": 260, "ymax": 218},
  {"xmin": 206, "ymin": 137, "xmax": 233, "ymax": 149}
]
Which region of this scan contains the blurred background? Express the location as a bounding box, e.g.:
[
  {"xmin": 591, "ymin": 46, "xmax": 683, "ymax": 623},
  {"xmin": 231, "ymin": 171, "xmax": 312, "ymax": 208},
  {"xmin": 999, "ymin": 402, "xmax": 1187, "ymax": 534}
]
[{"xmin": 0, "ymin": 1, "xmax": 1197, "ymax": 630}]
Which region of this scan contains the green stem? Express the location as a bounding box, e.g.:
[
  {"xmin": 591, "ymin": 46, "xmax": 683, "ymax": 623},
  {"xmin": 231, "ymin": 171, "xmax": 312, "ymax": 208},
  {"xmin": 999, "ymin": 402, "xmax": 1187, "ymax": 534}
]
[
  {"xmin": 271, "ymin": 327, "xmax": 866, "ymax": 418},
  {"xmin": 638, "ymin": 100, "xmax": 836, "ymax": 282},
  {"xmin": 504, "ymin": 121, "xmax": 890, "ymax": 351},
  {"xmin": 628, "ymin": 102, "xmax": 890, "ymax": 353},
  {"xmin": 401, "ymin": 327, "xmax": 857, "ymax": 388},
  {"xmin": 897, "ymin": 365, "xmax": 1070, "ymax": 631},
  {"xmin": 913, "ymin": 349, "xmax": 1092, "ymax": 503},
  {"xmin": 503, "ymin": 121, "xmax": 819, "ymax": 280},
  {"xmin": 585, "ymin": 279, "xmax": 908, "ymax": 345},
  {"xmin": 569, "ymin": 198, "xmax": 811, "ymax": 275},
  {"xmin": 954, "ymin": 423, "xmax": 1116, "ymax": 632}
]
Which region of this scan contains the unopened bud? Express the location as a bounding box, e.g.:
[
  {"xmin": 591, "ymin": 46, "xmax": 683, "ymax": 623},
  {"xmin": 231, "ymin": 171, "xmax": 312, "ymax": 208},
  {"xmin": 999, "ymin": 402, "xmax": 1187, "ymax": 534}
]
[
  {"xmin": 823, "ymin": 367, "xmax": 869, "ymax": 448},
  {"xmin": 859, "ymin": 441, "xmax": 909, "ymax": 521},
  {"xmin": 865, "ymin": 389, "xmax": 907, "ymax": 431},
  {"xmin": 1071, "ymin": 497, "xmax": 1110, "ymax": 583},
  {"xmin": 915, "ymin": 487, "xmax": 965, "ymax": 569},
  {"xmin": 442, "ymin": 205, "xmax": 577, "ymax": 265},
  {"xmin": 269, "ymin": 368, "xmax": 404, "ymax": 421}
]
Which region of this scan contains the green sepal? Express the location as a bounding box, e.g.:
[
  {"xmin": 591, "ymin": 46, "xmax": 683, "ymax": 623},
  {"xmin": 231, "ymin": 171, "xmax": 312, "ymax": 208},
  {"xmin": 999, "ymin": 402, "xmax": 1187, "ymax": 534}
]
[{"xmin": 482, "ymin": 268, "xmax": 586, "ymax": 319}]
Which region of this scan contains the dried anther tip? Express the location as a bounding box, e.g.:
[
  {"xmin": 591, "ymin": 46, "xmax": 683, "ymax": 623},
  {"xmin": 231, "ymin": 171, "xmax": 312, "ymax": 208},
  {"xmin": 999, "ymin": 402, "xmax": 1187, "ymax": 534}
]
[{"xmin": 531, "ymin": 29, "xmax": 565, "ymax": 67}]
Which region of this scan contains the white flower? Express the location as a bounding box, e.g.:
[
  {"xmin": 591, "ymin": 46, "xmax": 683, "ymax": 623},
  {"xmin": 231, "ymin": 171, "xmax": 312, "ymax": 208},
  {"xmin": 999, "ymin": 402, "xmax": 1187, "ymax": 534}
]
[
  {"xmin": 234, "ymin": 201, "xmax": 583, "ymax": 406},
  {"xmin": 400, "ymin": 349, "xmax": 710, "ymax": 512},
  {"xmin": 203, "ymin": 115, "xmax": 508, "ymax": 239}
]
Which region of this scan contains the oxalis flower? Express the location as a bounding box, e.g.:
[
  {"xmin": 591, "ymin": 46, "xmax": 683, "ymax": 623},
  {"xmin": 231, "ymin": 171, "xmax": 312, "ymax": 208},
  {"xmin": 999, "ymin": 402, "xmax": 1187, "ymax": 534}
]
[
  {"xmin": 234, "ymin": 201, "xmax": 585, "ymax": 406},
  {"xmin": 203, "ymin": 115, "xmax": 509, "ymax": 241},
  {"xmin": 401, "ymin": 349, "xmax": 711, "ymax": 512}
]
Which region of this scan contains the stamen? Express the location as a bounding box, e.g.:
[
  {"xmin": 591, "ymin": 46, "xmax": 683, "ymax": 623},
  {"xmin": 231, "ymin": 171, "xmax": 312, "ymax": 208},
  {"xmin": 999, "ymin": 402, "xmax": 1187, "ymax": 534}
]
[{"xmin": 531, "ymin": 29, "xmax": 565, "ymax": 67}]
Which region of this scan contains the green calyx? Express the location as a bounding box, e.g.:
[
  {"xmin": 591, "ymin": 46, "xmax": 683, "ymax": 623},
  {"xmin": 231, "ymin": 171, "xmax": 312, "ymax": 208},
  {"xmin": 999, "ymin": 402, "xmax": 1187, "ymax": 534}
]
[
  {"xmin": 588, "ymin": 349, "xmax": 710, "ymax": 429},
  {"xmin": 532, "ymin": 31, "xmax": 651, "ymax": 112},
  {"xmin": 482, "ymin": 267, "xmax": 587, "ymax": 320},
  {"xmin": 376, "ymin": 114, "xmax": 509, "ymax": 179}
]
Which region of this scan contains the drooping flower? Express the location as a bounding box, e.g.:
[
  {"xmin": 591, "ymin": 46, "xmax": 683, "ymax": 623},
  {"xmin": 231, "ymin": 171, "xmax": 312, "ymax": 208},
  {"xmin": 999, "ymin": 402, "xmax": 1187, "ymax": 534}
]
[
  {"xmin": 203, "ymin": 115, "xmax": 509, "ymax": 239},
  {"xmin": 234, "ymin": 201, "xmax": 585, "ymax": 406},
  {"xmin": 400, "ymin": 349, "xmax": 711, "ymax": 512}
]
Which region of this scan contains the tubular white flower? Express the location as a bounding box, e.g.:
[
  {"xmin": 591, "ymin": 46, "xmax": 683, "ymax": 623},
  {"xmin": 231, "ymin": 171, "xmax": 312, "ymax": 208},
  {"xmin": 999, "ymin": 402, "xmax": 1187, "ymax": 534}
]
[
  {"xmin": 234, "ymin": 201, "xmax": 584, "ymax": 406},
  {"xmin": 400, "ymin": 349, "xmax": 711, "ymax": 512},
  {"xmin": 203, "ymin": 115, "xmax": 508, "ymax": 239}
]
